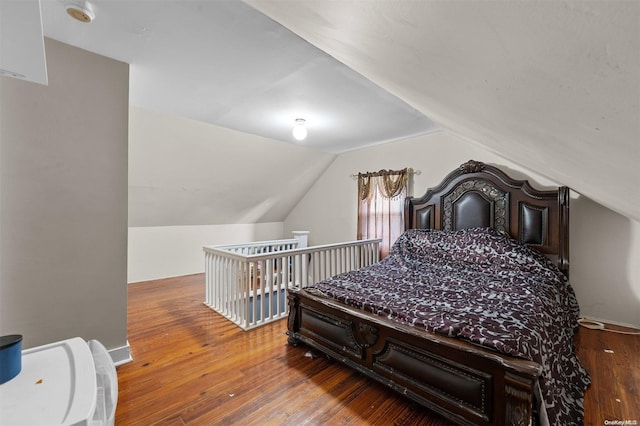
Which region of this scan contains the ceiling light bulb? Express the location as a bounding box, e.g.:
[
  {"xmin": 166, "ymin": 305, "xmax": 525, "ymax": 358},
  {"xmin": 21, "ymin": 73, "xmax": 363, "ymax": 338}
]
[{"xmin": 292, "ymin": 118, "xmax": 307, "ymax": 141}]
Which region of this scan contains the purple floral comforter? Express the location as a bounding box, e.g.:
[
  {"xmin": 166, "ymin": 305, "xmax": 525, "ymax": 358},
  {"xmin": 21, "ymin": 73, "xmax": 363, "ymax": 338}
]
[{"xmin": 310, "ymin": 227, "xmax": 591, "ymax": 425}]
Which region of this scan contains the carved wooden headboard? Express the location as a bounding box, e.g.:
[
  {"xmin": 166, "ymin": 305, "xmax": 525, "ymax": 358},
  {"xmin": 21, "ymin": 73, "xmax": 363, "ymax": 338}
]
[{"xmin": 405, "ymin": 160, "xmax": 570, "ymax": 276}]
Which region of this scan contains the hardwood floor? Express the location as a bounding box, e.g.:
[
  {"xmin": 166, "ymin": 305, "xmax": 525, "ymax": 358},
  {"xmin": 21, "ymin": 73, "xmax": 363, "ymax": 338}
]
[
  {"xmin": 116, "ymin": 274, "xmax": 640, "ymax": 425},
  {"xmin": 574, "ymin": 321, "xmax": 640, "ymax": 425}
]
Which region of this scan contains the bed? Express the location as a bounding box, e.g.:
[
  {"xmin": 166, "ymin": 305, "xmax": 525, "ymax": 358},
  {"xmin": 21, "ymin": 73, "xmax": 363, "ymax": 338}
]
[{"xmin": 286, "ymin": 160, "xmax": 590, "ymax": 425}]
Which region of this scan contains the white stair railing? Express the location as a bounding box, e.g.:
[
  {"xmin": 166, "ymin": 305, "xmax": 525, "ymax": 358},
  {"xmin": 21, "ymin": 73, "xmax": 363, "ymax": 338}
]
[{"xmin": 203, "ymin": 238, "xmax": 381, "ymax": 330}]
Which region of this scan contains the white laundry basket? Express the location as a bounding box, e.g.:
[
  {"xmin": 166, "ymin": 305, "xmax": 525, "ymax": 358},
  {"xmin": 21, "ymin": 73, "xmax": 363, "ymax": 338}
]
[
  {"xmin": 0, "ymin": 337, "xmax": 118, "ymax": 426},
  {"xmin": 88, "ymin": 339, "xmax": 118, "ymax": 426}
]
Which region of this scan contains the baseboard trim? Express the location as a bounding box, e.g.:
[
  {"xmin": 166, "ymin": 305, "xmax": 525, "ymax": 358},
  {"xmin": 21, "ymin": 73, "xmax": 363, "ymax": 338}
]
[
  {"xmin": 580, "ymin": 315, "xmax": 640, "ymax": 330},
  {"xmin": 109, "ymin": 340, "xmax": 133, "ymax": 366}
]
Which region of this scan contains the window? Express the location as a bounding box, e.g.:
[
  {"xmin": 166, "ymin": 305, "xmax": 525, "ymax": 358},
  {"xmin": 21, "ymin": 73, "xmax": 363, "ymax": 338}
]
[{"xmin": 357, "ymin": 168, "xmax": 408, "ymax": 258}]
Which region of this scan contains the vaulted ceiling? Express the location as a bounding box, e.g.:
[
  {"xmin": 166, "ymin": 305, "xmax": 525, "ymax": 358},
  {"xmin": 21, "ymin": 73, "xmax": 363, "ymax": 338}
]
[
  {"xmin": 5, "ymin": 0, "xmax": 639, "ymax": 222},
  {"xmin": 247, "ymin": 0, "xmax": 640, "ymax": 223}
]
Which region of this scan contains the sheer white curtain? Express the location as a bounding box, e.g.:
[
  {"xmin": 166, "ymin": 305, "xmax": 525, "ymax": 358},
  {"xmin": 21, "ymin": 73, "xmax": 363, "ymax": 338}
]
[{"xmin": 357, "ymin": 168, "xmax": 409, "ymax": 258}]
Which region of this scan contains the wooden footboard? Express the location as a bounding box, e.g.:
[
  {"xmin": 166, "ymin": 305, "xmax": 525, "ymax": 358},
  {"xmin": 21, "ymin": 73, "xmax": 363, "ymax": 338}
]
[{"xmin": 287, "ymin": 289, "xmax": 542, "ymax": 426}]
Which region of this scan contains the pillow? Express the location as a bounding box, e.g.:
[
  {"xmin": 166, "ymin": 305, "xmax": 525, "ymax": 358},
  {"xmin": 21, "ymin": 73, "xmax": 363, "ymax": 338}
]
[{"xmin": 389, "ymin": 228, "xmax": 562, "ymax": 280}]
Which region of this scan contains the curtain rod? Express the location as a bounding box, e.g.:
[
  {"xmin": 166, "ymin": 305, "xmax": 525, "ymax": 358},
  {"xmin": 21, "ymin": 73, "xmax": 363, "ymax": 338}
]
[{"xmin": 350, "ymin": 169, "xmax": 421, "ymax": 180}]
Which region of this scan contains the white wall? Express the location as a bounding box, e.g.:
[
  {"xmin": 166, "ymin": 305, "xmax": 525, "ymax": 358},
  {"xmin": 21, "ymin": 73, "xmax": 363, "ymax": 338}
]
[
  {"xmin": 571, "ymin": 199, "xmax": 640, "ymax": 326},
  {"xmin": 284, "ymin": 131, "xmax": 640, "ymax": 327},
  {"xmin": 0, "ymin": 39, "xmax": 129, "ymax": 351},
  {"xmin": 129, "ymin": 107, "xmax": 335, "ymax": 227},
  {"xmin": 128, "ymin": 222, "xmax": 283, "ymax": 283},
  {"xmin": 127, "ymin": 107, "xmax": 335, "ymax": 282}
]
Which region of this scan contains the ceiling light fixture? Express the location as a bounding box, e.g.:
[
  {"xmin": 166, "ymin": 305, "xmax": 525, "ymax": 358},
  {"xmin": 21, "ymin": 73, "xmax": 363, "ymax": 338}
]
[
  {"xmin": 65, "ymin": 0, "xmax": 95, "ymax": 23},
  {"xmin": 292, "ymin": 118, "xmax": 307, "ymax": 141}
]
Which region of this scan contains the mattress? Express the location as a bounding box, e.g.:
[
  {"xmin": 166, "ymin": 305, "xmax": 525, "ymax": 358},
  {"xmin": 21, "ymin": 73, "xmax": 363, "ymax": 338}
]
[{"xmin": 310, "ymin": 227, "xmax": 591, "ymax": 425}]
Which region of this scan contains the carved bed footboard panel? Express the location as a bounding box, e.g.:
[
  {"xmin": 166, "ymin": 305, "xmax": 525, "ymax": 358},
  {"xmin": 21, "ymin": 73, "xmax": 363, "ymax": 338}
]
[{"xmin": 287, "ymin": 290, "xmax": 541, "ymax": 426}]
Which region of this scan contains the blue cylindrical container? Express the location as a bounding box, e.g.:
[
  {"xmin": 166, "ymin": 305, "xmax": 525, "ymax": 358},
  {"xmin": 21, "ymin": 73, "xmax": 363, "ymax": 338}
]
[{"xmin": 0, "ymin": 334, "xmax": 23, "ymax": 384}]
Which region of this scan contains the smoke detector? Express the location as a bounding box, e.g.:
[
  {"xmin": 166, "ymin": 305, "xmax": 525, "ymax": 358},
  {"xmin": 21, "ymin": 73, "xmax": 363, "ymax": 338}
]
[{"xmin": 65, "ymin": 0, "xmax": 95, "ymax": 23}]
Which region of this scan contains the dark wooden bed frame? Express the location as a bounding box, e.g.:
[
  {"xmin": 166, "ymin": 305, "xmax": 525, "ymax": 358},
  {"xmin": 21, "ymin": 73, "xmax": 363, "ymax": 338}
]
[{"xmin": 286, "ymin": 160, "xmax": 570, "ymax": 426}]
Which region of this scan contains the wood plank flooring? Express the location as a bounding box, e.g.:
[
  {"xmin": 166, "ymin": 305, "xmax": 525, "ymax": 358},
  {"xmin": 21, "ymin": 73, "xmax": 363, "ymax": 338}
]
[{"xmin": 115, "ymin": 274, "xmax": 640, "ymax": 425}]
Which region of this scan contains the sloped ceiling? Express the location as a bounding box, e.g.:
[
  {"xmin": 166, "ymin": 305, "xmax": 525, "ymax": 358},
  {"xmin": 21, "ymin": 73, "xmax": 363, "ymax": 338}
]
[
  {"xmin": 128, "ymin": 107, "xmax": 336, "ymax": 227},
  {"xmin": 39, "ymin": 0, "xmax": 437, "ymax": 153},
  {"xmin": 246, "ymin": 0, "xmax": 640, "ymax": 222}
]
